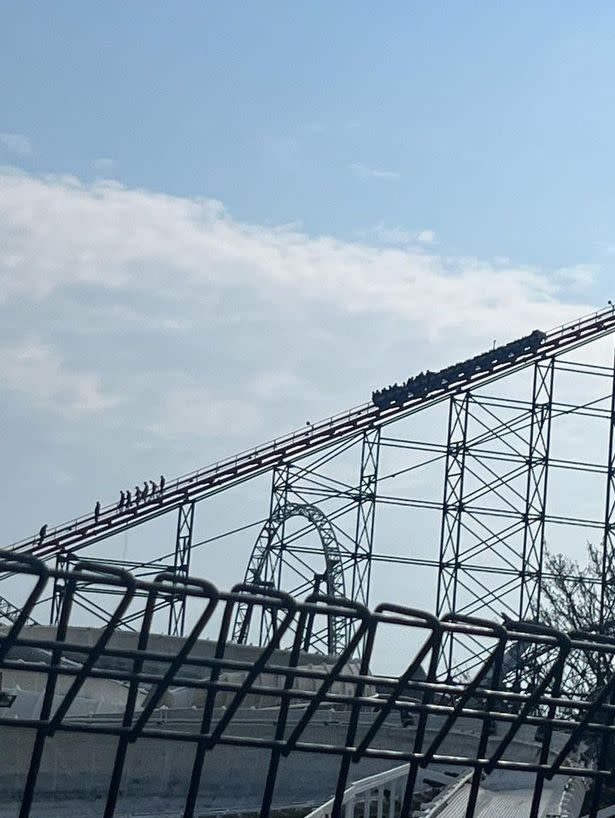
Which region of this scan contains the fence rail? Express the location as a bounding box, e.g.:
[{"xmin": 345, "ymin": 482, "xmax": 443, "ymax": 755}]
[{"xmin": 1, "ymin": 552, "xmax": 615, "ymax": 817}]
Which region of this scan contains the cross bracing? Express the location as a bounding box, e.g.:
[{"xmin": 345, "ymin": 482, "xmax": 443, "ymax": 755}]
[
  {"xmin": 2, "ymin": 553, "xmax": 615, "ymax": 818},
  {"xmin": 5, "ymin": 305, "xmax": 615, "ymax": 675}
]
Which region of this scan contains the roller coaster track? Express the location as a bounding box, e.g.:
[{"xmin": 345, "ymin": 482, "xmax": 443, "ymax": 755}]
[{"xmin": 7, "ymin": 305, "xmax": 615, "ymax": 564}]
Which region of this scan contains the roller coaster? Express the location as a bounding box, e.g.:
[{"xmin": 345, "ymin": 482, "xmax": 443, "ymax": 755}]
[
  {"xmin": 372, "ymin": 329, "xmax": 547, "ymax": 408},
  {"xmin": 4, "ymin": 304, "xmax": 615, "ymax": 655},
  {"xmin": 4, "ymin": 304, "xmax": 615, "ymax": 816}
]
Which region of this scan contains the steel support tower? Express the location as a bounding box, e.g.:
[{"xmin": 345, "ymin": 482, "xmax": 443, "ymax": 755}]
[
  {"xmin": 6, "ymin": 306, "xmax": 615, "ymax": 675},
  {"xmin": 168, "ymin": 501, "xmax": 196, "ymax": 637}
]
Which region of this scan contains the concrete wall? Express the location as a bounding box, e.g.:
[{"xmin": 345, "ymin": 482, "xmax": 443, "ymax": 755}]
[{"xmin": 0, "ymin": 708, "xmax": 550, "ymax": 817}]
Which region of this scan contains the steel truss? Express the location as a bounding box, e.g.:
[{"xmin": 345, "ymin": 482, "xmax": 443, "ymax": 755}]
[
  {"xmin": 600, "ymin": 352, "xmax": 615, "ymax": 629},
  {"xmin": 435, "ymin": 359, "xmax": 556, "ymax": 677},
  {"xmin": 233, "ymin": 431, "xmax": 380, "ymax": 654},
  {"xmin": 6, "ymin": 306, "xmax": 615, "ymax": 681},
  {"xmin": 10, "ymin": 306, "xmax": 615, "ymax": 565},
  {"xmin": 17, "ymin": 353, "xmax": 615, "ymax": 678},
  {"xmin": 33, "ymin": 350, "xmax": 615, "ymax": 680},
  {"xmin": 437, "ymin": 392, "xmax": 470, "ymax": 673},
  {"xmin": 351, "ymin": 428, "xmax": 380, "ymax": 605},
  {"xmin": 168, "ymin": 501, "xmax": 196, "ymax": 636},
  {"xmin": 49, "ymin": 505, "xmax": 196, "ymax": 636},
  {"xmin": 519, "ymin": 358, "xmax": 554, "ymax": 622},
  {"xmin": 2, "ymin": 553, "xmax": 615, "ymax": 818},
  {"xmin": 50, "ymin": 551, "xmax": 180, "ymax": 631}
]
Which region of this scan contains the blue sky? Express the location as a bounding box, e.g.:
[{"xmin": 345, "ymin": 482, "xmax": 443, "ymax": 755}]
[
  {"xmin": 4, "ymin": 2, "xmax": 615, "ymax": 273},
  {"xmin": 1, "ymin": 3, "xmax": 614, "ymax": 619}
]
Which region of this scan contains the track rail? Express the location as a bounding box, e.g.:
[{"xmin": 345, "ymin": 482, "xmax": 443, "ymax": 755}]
[{"xmin": 8, "ymin": 305, "xmax": 615, "ymax": 562}]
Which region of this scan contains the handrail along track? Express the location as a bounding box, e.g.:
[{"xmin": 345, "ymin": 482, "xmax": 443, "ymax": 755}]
[{"xmin": 7, "ymin": 306, "xmax": 615, "ymax": 567}]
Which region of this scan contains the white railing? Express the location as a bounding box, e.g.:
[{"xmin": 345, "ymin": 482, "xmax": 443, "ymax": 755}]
[
  {"xmin": 304, "ymin": 756, "xmax": 593, "ymax": 818},
  {"xmin": 304, "ymin": 763, "xmax": 409, "ymax": 818},
  {"xmin": 304, "ymin": 764, "xmax": 470, "ymax": 818},
  {"xmin": 549, "ymin": 304, "xmax": 615, "ymax": 338},
  {"xmin": 6, "ymin": 398, "xmax": 376, "ymax": 552},
  {"xmin": 11, "ymin": 303, "xmax": 615, "ymax": 554}
]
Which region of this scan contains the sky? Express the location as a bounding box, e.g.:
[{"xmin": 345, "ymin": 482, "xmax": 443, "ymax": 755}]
[{"xmin": 1, "ymin": 3, "xmax": 615, "ymax": 631}]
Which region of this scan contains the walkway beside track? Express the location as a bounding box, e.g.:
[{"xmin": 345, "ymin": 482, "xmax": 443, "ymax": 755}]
[{"xmin": 8, "ymin": 305, "xmax": 615, "ymax": 563}]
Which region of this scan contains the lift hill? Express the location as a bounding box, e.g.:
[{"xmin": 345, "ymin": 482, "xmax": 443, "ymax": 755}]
[{"xmin": 8, "ymin": 304, "xmax": 615, "ymax": 564}]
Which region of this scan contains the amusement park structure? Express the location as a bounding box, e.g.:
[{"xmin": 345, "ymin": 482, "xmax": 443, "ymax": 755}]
[
  {"xmin": 5, "ymin": 305, "xmax": 615, "ymax": 818},
  {"xmin": 5, "ymin": 304, "xmax": 615, "ymax": 677}
]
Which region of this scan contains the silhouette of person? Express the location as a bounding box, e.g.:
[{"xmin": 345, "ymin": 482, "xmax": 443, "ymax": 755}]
[
  {"xmin": 160, "ymin": 475, "xmax": 165, "ymax": 494},
  {"xmin": 150, "ymin": 480, "xmax": 157, "ymax": 495},
  {"xmin": 135, "ymin": 486, "xmax": 142, "ymax": 504},
  {"xmin": 125, "ymin": 489, "xmax": 132, "ymax": 508},
  {"xmin": 142, "ymin": 482, "xmax": 149, "ymax": 501},
  {"xmin": 38, "ymin": 524, "xmax": 47, "ymax": 544},
  {"xmin": 94, "ymin": 501, "xmax": 101, "ymax": 522},
  {"xmin": 118, "ymin": 491, "xmax": 125, "ymax": 510}
]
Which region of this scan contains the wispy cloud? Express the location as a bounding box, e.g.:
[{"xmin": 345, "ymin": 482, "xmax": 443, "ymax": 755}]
[
  {"xmin": 416, "ymin": 229, "xmax": 436, "ymax": 244},
  {"xmin": 0, "ymin": 338, "xmax": 119, "ymax": 417},
  {"xmin": 145, "ymin": 378, "xmax": 262, "ymax": 441},
  {"xmin": 0, "ymin": 167, "xmax": 598, "ymax": 449},
  {"xmin": 91, "ymin": 157, "xmax": 117, "ymax": 173},
  {"xmin": 0, "ymin": 169, "xmax": 591, "ymax": 335},
  {"xmin": 350, "ymin": 162, "xmax": 400, "ymax": 181},
  {"xmin": 554, "ymin": 264, "xmax": 597, "ymax": 292},
  {"xmin": 369, "ymin": 222, "xmax": 437, "ymax": 246},
  {"xmin": 0, "ymin": 133, "xmax": 32, "ymax": 155}
]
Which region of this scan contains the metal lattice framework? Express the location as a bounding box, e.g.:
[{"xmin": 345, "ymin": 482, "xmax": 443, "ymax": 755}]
[
  {"xmin": 600, "ymin": 352, "xmax": 615, "ymax": 630},
  {"xmin": 2, "ymin": 554, "xmax": 615, "ymax": 818},
  {"xmin": 5, "ymin": 305, "xmax": 615, "ymax": 678},
  {"xmin": 435, "ymin": 359, "xmax": 557, "ymax": 677},
  {"xmin": 233, "ymin": 491, "xmax": 347, "ymax": 653}
]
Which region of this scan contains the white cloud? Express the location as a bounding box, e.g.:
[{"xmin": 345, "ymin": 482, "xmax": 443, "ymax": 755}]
[
  {"xmin": 369, "ymin": 223, "xmax": 414, "ymax": 245},
  {"xmin": 145, "ymin": 379, "xmax": 262, "ymax": 441},
  {"xmin": 350, "ymin": 162, "xmax": 400, "ymax": 181},
  {"xmin": 72, "ymin": 303, "xmax": 194, "ymax": 334},
  {"xmin": 369, "ymin": 222, "xmax": 437, "ymax": 247},
  {"xmin": 554, "ymin": 264, "xmax": 597, "ymax": 292},
  {"xmin": 0, "ymin": 167, "xmax": 602, "ymax": 450},
  {"xmin": 91, "ymin": 157, "xmax": 117, "ymax": 173},
  {"xmin": 0, "ymin": 339, "xmax": 119, "ymax": 416},
  {"xmin": 416, "ymin": 229, "xmax": 436, "ymax": 244},
  {"xmin": 246, "ymin": 370, "xmax": 306, "ymax": 401},
  {"xmin": 0, "ymin": 133, "xmax": 32, "ymax": 155},
  {"xmin": 0, "ymin": 168, "xmax": 590, "ymax": 341}
]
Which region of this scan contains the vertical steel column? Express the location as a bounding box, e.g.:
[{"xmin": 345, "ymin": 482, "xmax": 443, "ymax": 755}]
[
  {"xmin": 50, "ymin": 552, "xmax": 70, "ymax": 625},
  {"xmin": 350, "ymin": 428, "xmax": 381, "ymax": 607},
  {"xmin": 600, "ymin": 349, "xmax": 615, "ymax": 630},
  {"xmin": 167, "ymin": 502, "xmax": 195, "ymax": 637},
  {"xmin": 518, "ymin": 359, "xmax": 554, "ymax": 623},
  {"xmin": 232, "ymin": 464, "xmax": 291, "ymax": 645},
  {"xmin": 436, "ymin": 393, "xmax": 470, "ymax": 675},
  {"xmin": 272, "ymin": 466, "xmax": 291, "ymax": 594},
  {"xmin": 262, "ymin": 465, "xmax": 291, "ymax": 644}
]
